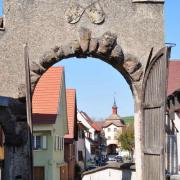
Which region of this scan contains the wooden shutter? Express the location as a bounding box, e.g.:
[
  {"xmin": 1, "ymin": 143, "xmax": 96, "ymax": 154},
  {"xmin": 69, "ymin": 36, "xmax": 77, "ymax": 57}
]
[
  {"xmin": 42, "ymin": 136, "xmax": 47, "ymax": 149},
  {"xmin": 54, "ymin": 135, "xmax": 58, "ymax": 150},
  {"xmin": 62, "ymin": 137, "xmax": 64, "ymax": 151},
  {"xmin": 142, "ymin": 47, "xmax": 169, "ymax": 180},
  {"xmin": 58, "ymin": 136, "xmax": 61, "ymax": 150}
]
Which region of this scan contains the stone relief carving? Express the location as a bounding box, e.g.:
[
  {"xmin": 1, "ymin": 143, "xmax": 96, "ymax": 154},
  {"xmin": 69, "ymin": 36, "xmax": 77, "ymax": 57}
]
[
  {"xmin": 65, "ymin": 2, "xmax": 84, "ymax": 24},
  {"xmin": 65, "ymin": 1, "xmax": 105, "ymax": 24},
  {"xmin": 85, "ymin": 2, "xmax": 105, "ymax": 24}
]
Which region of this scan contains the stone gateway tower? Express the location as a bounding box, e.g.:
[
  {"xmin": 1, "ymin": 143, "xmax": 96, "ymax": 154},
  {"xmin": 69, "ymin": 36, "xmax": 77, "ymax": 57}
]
[
  {"xmin": 0, "ymin": 0, "xmax": 169, "ymax": 180},
  {"xmin": 103, "ymin": 100, "xmax": 126, "ymax": 155}
]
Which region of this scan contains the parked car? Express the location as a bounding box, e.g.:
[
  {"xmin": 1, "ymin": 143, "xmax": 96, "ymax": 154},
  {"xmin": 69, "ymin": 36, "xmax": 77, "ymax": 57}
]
[
  {"xmin": 115, "ymin": 155, "xmax": 123, "ymax": 162},
  {"xmin": 108, "ymin": 155, "xmax": 116, "ymax": 161}
]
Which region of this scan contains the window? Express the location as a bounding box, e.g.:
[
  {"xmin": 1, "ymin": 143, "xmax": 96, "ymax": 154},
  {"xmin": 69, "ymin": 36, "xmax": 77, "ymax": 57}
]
[
  {"xmin": 33, "ymin": 136, "xmax": 47, "ymax": 150},
  {"xmin": 78, "ymin": 128, "xmax": 84, "ymax": 139},
  {"xmin": 78, "ymin": 151, "xmax": 83, "ymax": 161},
  {"xmin": 54, "ymin": 135, "xmax": 64, "ymax": 151},
  {"xmin": 36, "ymin": 136, "xmax": 41, "ymax": 149},
  {"xmin": 91, "ymin": 146, "xmax": 96, "ymax": 155},
  {"xmin": 89, "ymin": 133, "xmax": 92, "ymax": 139},
  {"xmin": 108, "ymin": 128, "xmax": 111, "ymax": 132},
  {"xmin": 114, "ymin": 128, "xmax": 117, "ymax": 132},
  {"xmin": 108, "ymin": 136, "xmax": 111, "ymax": 140},
  {"xmin": 94, "ymin": 134, "xmax": 98, "ymax": 140}
]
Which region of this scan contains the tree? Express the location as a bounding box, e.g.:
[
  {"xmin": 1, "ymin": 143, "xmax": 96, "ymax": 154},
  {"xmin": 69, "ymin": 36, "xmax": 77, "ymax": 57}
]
[{"xmin": 117, "ymin": 124, "xmax": 134, "ymax": 160}]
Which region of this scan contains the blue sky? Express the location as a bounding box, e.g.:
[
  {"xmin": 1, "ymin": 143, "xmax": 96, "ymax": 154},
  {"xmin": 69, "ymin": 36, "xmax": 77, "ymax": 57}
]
[
  {"xmin": 56, "ymin": 58, "xmax": 133, "ymax": 120},
  {"xmin": 0, "ymin": 1, "xmax": 179, "ymax": 119},
  {"xmin": 165, "ymin": 0, "xmax": 180, "ymax": 59}
]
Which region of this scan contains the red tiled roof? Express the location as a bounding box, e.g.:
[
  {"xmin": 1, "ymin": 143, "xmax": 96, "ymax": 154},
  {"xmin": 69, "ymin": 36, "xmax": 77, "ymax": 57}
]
[
  {"xmin": 32, "ymin": 67, "xmax": 64, "ymax": 124},
  {"xmin": 80, "ymin": 111, "xmax": 94, "ymax": 125},
  {"xmin": 64, "ymin": 89, "xmax": 77, "ymax": 139},
  {"xmin": 80, "ymin": 111, "xmax": 100, "ymax": 131},
  {"xmin": 94, "ymin": 121, "xmax": 105, "ymax": 130},
  {"xmin": 91, "ymin": 122, "xmax": 101, "ymax": 132},
  {"xmin": 168, "ymin": 60, "xmax": 180, "ymax": 95}
]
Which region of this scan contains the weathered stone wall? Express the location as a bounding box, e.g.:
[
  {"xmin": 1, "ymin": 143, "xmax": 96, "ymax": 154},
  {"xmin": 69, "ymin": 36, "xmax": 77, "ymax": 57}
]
[
  {"xmin": 0, "ymin": 0, "xmax": 165, "ymax": 179},
  {"xmin": 0, "ymin": 0, "xmax": 164, "ymax": 98}
]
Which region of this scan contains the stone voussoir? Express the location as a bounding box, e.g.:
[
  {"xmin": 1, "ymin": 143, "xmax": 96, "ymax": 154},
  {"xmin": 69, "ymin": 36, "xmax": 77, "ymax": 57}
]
[
  {"xmin": 130, "ymin": 68, "xmax": 143, "ymax": 81},
  {"xmin": 55, "ymin": 46, "xmax": 64, "ymax": 59},
  {"xmin": 78, "ymin": 27, "xmax": 91, "ymax": 53},
  {"xmin": 39, "ymin": 50, "xmax": 59, "ymax": 69},
  {"xmin": 62, "ymin": 44, "xmax": 76, "ymax": 58},
  {"xmin": 98, "ymin": 31, "xmax": 117, "ymax": 54},
  {"xmin": 123, "ymin": 54, "xmax": 141, "ymax": 74},
  {"xmin": 109, "ymin": 44, "xmax": 124, "ymax": 62},
  {"xmin": 30, "ymin": 61, "xmax": 46, "ymax": 75},
  {"xmin": 71, "ymin": 40, "xmax": 82, "ymax": 54},
  {"xmin": 123, "ymin": 54, "xmax": 143, "ymax": 81},
  {"xmin": 30, "ymin": 72, "xmax": 41, "ymax": 86},
  {"xmin": 89, "ymin": 38, "xmax": 99, "ymax": 53}
]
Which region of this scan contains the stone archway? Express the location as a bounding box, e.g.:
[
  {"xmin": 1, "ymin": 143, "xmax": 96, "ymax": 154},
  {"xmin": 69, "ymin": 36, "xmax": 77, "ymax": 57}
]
[
  {"xmin": 0, "ymin": 0, "xmax": 169, "ymax": 179},
  {"xmin": 28, "ymin": 27, "xmax": 143, "ymax": 93},
  {"xmin": 25, "ymin": 27, "xmax": 144, "ymax": 179},
  {"xmin": 107, "ymin": 144, "xmax": 118, "ymax": 155}
]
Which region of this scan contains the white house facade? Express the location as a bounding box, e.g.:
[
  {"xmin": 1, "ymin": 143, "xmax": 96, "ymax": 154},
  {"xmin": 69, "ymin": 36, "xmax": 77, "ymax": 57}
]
[
  {"xmin": 77, "ymin": 111, "xmax": 101, "ymax": 162},
  {"xmin": 174, "ymin": 112, "xmax": 180, "ymax": 173}
]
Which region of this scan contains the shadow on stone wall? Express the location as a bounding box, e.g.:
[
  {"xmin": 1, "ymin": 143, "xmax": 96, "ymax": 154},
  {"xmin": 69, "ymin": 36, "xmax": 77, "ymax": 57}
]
[{"xmin": 122, "ymin": 170, "xmax": 132, "ymax": 180}]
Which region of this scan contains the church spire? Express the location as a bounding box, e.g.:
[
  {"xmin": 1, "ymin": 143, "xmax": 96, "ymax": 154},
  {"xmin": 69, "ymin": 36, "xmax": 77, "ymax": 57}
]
[{"xmin": 112, "ymin": 97, "xmax": 118, "ymax": 114}]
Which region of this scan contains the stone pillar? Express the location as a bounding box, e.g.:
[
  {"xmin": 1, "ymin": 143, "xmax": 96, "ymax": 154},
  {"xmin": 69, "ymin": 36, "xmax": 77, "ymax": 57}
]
[
  {"xmin": 0, "ymin": 97, "xmax": 33, "ymax": 180},
  {"xmin": 3, "ymin": 135, "xmax": 32, "ymax": 180},
  {"xmin": 133, "ymin": 84, "xmax": 143, "ymax": 180}
]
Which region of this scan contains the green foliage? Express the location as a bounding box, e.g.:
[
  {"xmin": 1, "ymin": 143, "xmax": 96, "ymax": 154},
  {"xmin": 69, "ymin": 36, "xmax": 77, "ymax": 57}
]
[
  {"xmin": 123, "ymin": 116, "xmax": 134, "ymax": 125},
  {"xmin": 117, "ymin": 124, "xmax": 134, "ymax": 153}
]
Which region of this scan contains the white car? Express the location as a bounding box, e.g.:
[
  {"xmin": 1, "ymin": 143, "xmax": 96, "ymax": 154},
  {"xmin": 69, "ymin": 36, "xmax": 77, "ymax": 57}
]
[{"xmin": 108, "ymin": 155, "xmax": 116, "ymax": 161}]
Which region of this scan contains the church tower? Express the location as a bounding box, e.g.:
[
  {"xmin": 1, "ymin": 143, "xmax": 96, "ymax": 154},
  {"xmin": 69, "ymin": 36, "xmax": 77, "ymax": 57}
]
[{"xmin": 103, "ymin": 99, "xmax": 126, "ymax": 155}]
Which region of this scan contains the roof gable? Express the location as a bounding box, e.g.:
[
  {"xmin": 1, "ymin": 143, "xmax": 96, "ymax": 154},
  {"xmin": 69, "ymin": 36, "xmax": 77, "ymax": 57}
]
[
  {"xmin": 80, "ymin": 111, "xmax": 100, "ymax": 131},
  {"xmin": 103, "ymin": 120, "xmax": 125, "ymax": 128},
  {"xmin": 32, "ymin": 67, "xmax": 64, "ymax": 124},
  {"xmin": 91, "ymin": 122, "xmax": 101, "ymax": 131},
  {"xmin": 64, "ymin": 89, "xmax": 77, "ymax": 140},
  {"xmin": 168, "ymin": 60, "xmax": 180, "ymax": 95},
  {"xmin": 81, "ymin": 111, "xmax": 94, "ymax": 125},
  {"xmin": 94, "ymin": 121, "xmax": 105, "ymax": 130}
]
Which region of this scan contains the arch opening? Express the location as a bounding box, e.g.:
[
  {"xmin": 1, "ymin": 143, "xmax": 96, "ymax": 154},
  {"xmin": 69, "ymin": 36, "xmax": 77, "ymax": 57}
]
[{"xmin": 31, "ymin": 56, "xmax": 135, "ymax": 177}]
